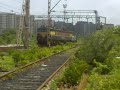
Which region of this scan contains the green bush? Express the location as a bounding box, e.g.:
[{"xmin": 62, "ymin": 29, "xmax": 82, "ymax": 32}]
[
  {"xmin": 9, "ymin": 50, "xmax": 23, "ymax": 66},
  {"xmin": 0, "ymin": 42, "xmax": 75, "ymax": 71},
  {"xmin": 76, "ymin": 29, "xmax": 116, "ymax": 65},
  {"xmin": 57, "ymin": 60, "xmax": 88, "ymax": 86},
  {"xmin": 73, "ymin": 28, "xmax": 120, "ymax": 89},
  {"xmin": 0, "ymin": 28, "xmax": 16, "ymax": 45},
  {"xmin": 86, "ymin": 58, "xmax": 120, "ymax": 89},
  {"xmin": 50, "ymin": 80, "xmax": 58, "ymax": 90},
  {"xmin": 17, "ymin": 60, "xmax": 30, "ymax": 66},
  {"xmin": 0, "ymin": 56, "xmax": 15, "ymax": 71},
  {"xmin": 85, "ymin": 29, "xmax": 120, "ymax": 89},
  {"xmin": 8, "ymin": 43, "xmax": 74, "ymax": 68},
  {"xmin": 52, "ymin": 45, "xmax": 64, "ymax": 53},
  {"xmin": 92, "ymin": 60, "xmax": 110, "ymax": 74}
]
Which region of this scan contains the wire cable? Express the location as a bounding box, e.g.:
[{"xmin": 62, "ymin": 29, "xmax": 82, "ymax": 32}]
[{"xmin": 0, "ymin": 1, "xmax": 21, "ymax": 11}]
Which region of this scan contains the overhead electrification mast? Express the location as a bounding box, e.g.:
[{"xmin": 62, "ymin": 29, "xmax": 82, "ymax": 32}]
[
  {"xmin": 17, "ymin": 0, "xmax": 30, "ymax": 49},
  {"xmin": 47, "ymin": 0, "xmax": 51, "ymax": 47},
  {"xmin": 47, "ymin": 0, "xmax": 63, "ymax": 46}
]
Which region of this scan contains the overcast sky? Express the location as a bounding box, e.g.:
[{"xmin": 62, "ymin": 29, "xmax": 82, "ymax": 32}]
[{"xmin": 0, "ymin": 0, "xmax": 119, "ymax": 25}]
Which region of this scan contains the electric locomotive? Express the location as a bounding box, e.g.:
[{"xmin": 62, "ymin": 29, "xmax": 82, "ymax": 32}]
[{"xmin": 37, "ymin": 26, "xmax": 76, "ymax": 46}]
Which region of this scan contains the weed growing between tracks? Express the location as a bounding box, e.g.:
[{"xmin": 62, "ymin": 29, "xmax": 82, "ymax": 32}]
[{"xmin": 0, "ymin": 43, "xmax": 75, "ymax": 71}]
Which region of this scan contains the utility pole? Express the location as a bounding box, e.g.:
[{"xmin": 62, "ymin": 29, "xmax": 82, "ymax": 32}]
[
  {"xmin": 47, "ymin": 0, "xmax": 51, "ymax": 47},
  {"xmin": 86, "ymin": 17, "xmax": 90, "ymax": 35},
  {"xmin": 47, "ymin": 0, "xmax": 62, "ymax": 46},
  {"xmin": 23, "ymin": 0, "xmax": 30, "ymax": 49},
  {"xmin": 63, "ymin": 3, "xmax": 67, "ymax": 30},
  {"xmin": 63, "ymin": 4, "xmax": 67, "ymax": 23},
  {"xmin": 17, "ymin": 0, "xmax": 30, "ymax": 49},
  {"xmin": 94, "ymin": 10, "xmax": 100, "ymax": 30}
]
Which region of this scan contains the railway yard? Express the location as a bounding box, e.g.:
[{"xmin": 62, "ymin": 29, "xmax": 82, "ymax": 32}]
[
  {"xmin": 1, "ymin": 28, "xmax": 120, "ymax": 90},
  {"xmin": 0, "ymin": 0, "xmax": 120, "ymax": 90}
]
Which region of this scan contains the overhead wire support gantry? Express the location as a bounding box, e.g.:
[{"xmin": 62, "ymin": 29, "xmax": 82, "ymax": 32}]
[
  {"xmin": 36, "ymin": 15, "xmax": 97, "ymax": 19},
  {"xmin": 39, "ymin": 9, "xmax": 104, "ymax": 31}
]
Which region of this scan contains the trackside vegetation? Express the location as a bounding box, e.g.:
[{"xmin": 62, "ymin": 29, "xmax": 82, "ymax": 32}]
[
  {"xmin": 0, "ymin": 43, "xmax": 75, "ymax": 71},
  {"xmin": 85, "ymin": 27, "xmax": 120, "ymax": 90},
  {"xmin": 0, "ymin": 29, "xmax": 16, "ymax": 45},
  {"xmin": 50, "ymin": 27, "xmax": 120, "ymax": 90},
  {"xmin": 0, "ymin": 29, "xmax": 76, "ymax": 71}
]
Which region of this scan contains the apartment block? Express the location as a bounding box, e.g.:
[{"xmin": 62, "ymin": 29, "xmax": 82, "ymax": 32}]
[
  {"xmin": 0, "ymin": 12, "xmax": 16, "ymax": 33},
  {"xmin": 0, "ymin": 12, "xmax": 35, "ymax": 34}
]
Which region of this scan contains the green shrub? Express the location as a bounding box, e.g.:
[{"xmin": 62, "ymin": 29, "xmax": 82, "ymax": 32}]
[
  {"xmin": 50, "ymin": 80, "xmax": 58, "ymax": 90},
  {"xmin": 58, "ymin": 60, "xmax": 88, "ymax": 86},
  {"xmin": 85, "ymin": 51, "xmax": 120, "ymax": 90},
  {"xmin": 0, "ymin": 56, "xmax": 15, "ymax": 71},
  {"xmin": 0, "ymin": 42, "xmax": 75, "ymax": 70},
  {"xmin": 0, "ymin": 28, "xmax": 16, "ymax": 45},
  {"xmin": 10, "ymin": 50, "xmax": 23, "ymax": 66},
  {"xmin": 86, "ymin": 69, "xmax": 120, "ymax": 90},
  {"xmin": 17, "ymin": 60, "xmax": 30, "ymax": 66},
  {"xmin": 92, "ymin": 60, "xmax": 110, "ymax": 74},
  {"xmin": 76, "ymin": 29, "xmax": 116, "ymax": 65}
]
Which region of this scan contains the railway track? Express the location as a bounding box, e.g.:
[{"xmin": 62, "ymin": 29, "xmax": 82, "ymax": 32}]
[
  {"xmin": 0, "ymin": 47, "xmax": 79, "ymax": 90},
  {"xmin": 0, "ymin": 46, "xmax": 24, "ymax": 52}
]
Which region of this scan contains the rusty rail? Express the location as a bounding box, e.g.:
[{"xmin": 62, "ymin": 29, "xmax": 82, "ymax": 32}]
[
  {"xmin": 0, "ymin": 46, "xmax": 78, "ymax": 80},
  {"xmin": 37, "ymin": 47, "xmax": 78, "ymax": 90}
]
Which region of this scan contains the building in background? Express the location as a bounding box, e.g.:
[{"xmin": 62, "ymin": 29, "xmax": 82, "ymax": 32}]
[
  {"xmin": 0, "ymin": 12, "xmax": 113, "ymax": 38},
  {"xmin": 0, "ymin": 12, "xmax": 35, "ymax": 35},
  {"xmin": 0, "ymin": 12, "xmax": 16, "ymax": 33},
  {"xmin": 103, "ymin": 24, "xmax": 114, "ymax": 29},
  {"xmin": 75, "ymin": 21, "xmax": 96, "ymax": 37},
  {"xmin": 54, "ymin": 21, "xmax": 74, "ymax": 32},
  {"xmin": 54, "ymin": 21, "xmax": 65, "ymax": 29},
  {"xmin": 29, "ymin": 15, "xmax": 35, "ymax": 35},
  {"xmin": 75, "ymin": 21, "xmax": 86, "ymax": 37}
]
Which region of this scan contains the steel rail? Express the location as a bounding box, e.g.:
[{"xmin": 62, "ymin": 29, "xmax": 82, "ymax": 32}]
[
  {"xmin": 0, "ymin": 46, "xmax": 77, "ymax": 80},
  {"xmin": 37, "ymin": 47, "xmax": 78, "ymax": 90}
]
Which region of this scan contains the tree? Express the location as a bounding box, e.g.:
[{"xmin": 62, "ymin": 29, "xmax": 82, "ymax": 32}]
[{"xmin": 75, "ymin": 29, "xmax": 116, "ymax": 65}]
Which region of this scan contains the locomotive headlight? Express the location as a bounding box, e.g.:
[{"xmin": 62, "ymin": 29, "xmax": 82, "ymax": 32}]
[{"xmin": 50, "ymin": 31, "xmax": 55, "ymax": 36}]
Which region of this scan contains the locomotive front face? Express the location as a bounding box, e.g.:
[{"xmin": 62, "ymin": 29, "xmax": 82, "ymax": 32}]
[
  {"xmin": 50, "ymin": 31, "xmax": 55, "ymax": 36},
  {"xmin": 38, "ymin": 32, "xmax": 47, "ymax": 38},
  {"xmin": 37, "ymin": 27, "xmax": 48, "ymax": 45},
  {"xmin": 37, "ymin": 27, "xmax": 77, "ymax": 45}
]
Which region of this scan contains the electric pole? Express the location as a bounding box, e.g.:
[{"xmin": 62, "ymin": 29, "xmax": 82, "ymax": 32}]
[
  {"xmin": 17, "ymin": 0, "xmax": 30, "ymax": 49},
  {"xmin": 47, "ymin": 0, "xmax": 63, "ymax": 46},
  {"xmin": 47, "ymin": 0, "xmax": 51, "ymax": 47},
  {"xmin": 63, "ymin": 0, "xmax": 67, "ymax": 23},
  {"xmin": 63, "ymin": 4, "xmax": 67, "ymax": 23},
  {"xmin": 63, "ymin": 4, "xmax": 67, "ymax": 30}
]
